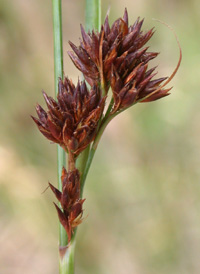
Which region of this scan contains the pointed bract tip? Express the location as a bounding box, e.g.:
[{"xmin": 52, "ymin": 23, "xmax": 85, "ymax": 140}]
[{"xmin": 123, "ymin": 8, "xmax": 128, "ymax": 25}]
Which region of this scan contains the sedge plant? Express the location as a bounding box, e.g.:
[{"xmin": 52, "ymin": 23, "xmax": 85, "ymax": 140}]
[{"xmin": 31, "ymin": 1, "xmax": 181, "ymax": 273}]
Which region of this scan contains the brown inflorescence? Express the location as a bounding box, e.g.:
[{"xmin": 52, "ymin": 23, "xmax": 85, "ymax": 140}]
[
  {"xmin": 32, "ymin": 9, "xmax": 181, "ymax": 244},
  {"xmin": 68, "ymin": 8, "xmax": 171, "ymax": 112},
  {"xmin": 110, "ymin": 63, "xmax": 171, "ymax": 113},
  {"xmin": 32, "ymin": 77, "xmax": 105, "ymax": 157},
  {"xmin": 49, "ymin": 167, "xmax": 85, "ymax": 243}
]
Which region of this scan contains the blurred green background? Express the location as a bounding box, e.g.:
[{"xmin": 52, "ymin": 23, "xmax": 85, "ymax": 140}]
[{"xmin": 1, "ymin": 0, "xmax": 200, "ymax": 273}]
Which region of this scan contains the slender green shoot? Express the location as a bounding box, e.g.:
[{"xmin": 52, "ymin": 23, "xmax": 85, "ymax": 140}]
[
  {"xmin": 85, "ymin": 0, "xmax": 101, "ymax": 32},
  {"xmin": 59, "ymin": 240, "xmax": 76, "ymax": 274},
  {"xmin": 80, "ymin": 113, "xmax": 116, "ymax": 196},
  {"xmin": 78, "ymin": 0, "xmax": 102, "ymax": 189},
  {"xmin": 52, "ymin": 0, "xmax": 68, "ymax": 249}
]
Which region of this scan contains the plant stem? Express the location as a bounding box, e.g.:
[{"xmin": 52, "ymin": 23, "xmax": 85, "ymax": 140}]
[
  {"xmin": 59, "ymin": 239, "xmax": 76, "ymax": 274},
  {"xmin": 52, "ymin": 0, "xmax": 68, "ymax": 263},
  {"xmin": 104, "ymin": 97, "xmax": 114, "ymax": 119},
  {"xmin": 85, "ymin": 0, "xmax": 101, "ymax": 32},
  {"xmin": 76, "ymin": 146, "xmax": 90, "ymax": 180},
  {"xmin": 78, "ymin": 0, "xmax": 101, "ymax": 189},
  {"xmin": 80, "ymin": 113, "xmax": 115, "ymax": 196},
  {"xmin": 68, "ymin": 150, "xmax": 75, "ymax": 171}
]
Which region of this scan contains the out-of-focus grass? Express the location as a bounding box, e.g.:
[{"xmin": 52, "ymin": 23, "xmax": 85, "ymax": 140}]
[{"xmin": 0, "ymin": 0, "xmax": 200, "ymax": 273}]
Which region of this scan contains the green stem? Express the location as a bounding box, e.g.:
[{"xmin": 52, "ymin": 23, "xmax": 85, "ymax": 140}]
[
  {"xmin": 53, "ymin": 0, "xmax": 63, "ymax": 91},
  {"xmin": 52, "ymin": 0, "xmax": 68, "ymax": 263},
  {"xmin": 80, "ymin": 113, "xmax": 115, "ymax": 196},
  {"xmin": 77, "ymin": 0, "xmax": 101, "ymax": 181},
  {"xmin": 78, "ymin": 0, "xmax": 101, "ymax": 189},
  {"xmin": 104, "ymin": 97, "xmax": 114, "ymax": 119},
  {"xmin": 85, "ymin": 0, "xmax": 101, "ymax": 32},
  {"xmin": 80, "ymin": 146, "xmax": 95, "ymax": 196},
  {"xmin": 59, "ymin": 239, "xmax": 76, "ymax": 274},
  {"xmin": 76, "ymin": 146, "xmax": 90, "ymax": 179}
]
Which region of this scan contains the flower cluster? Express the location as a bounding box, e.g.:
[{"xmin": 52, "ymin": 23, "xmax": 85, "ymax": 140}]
[
  {"xmin": 32, "ymin": 9, "xmax": 179, "ymax": 244},
  {"xmin": 68, "ymin": 8, "xmax": 170, "ymax": 112},
  {"xmin": 49, "ymin": 168, "xmax": 84, "ymax": 242},
  {"xmin": 32, "ymin": 77, "xmax": 105, "ymax": 157}
]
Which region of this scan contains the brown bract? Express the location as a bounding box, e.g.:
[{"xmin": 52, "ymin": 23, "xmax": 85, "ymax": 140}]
[
  {"xmin": 31, "ymin": 78, "xmax": 105, "ymax": 157},
  {"xmin": 68, "ymin": 8, "xmax": 170, "ymax": 110},
  {"xmin": 49, "ymin": 167, "xmax": 85, "ymax": 243}
]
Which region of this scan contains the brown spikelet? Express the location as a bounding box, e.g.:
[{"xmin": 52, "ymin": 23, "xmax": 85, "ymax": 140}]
[
  {"xmin": 32, "ymin": 78, "xmax": 106, "ymax": 157},
  {"xmin": 50, "ymin": 168, "xmax": 85, "ymax": 244},
  {"xmin": 68, "ymin": 9, "xmax": 181, "ymax": 112}
]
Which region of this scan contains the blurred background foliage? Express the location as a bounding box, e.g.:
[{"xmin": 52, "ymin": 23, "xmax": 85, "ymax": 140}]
[{"xmin": 0, "ymin": 0, "xmax": 200, "ymax": 273}]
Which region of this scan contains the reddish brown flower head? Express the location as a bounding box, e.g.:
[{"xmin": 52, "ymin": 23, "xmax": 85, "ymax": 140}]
[
  {"xmin": 32, "ymin": 77, "xmax": 105, "ymax": 157},
  {"xmin": 68, "ymin": 10, "xmax": 156, "ymax": 90},
  {"xmin": 49, "ymin": 167, "xmax": 85, "ymax": 243},
  {"xmin": 110, "ymin": 64, "xmax": 171, "ymax": 113}
]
